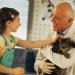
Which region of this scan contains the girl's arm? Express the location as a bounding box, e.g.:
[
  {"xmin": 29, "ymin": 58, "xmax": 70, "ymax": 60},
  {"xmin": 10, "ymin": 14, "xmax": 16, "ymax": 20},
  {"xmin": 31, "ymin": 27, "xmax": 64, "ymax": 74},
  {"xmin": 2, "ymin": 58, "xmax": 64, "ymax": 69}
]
[
  {"xmin": 17, "ymin": 34, "xmax": 63, "ymax": 48},
  {"xmin": 0, "ymin": 65, "xmax": 24, "ymax": 74},
  {"xmin": 16, "ymin": 38, "xmax": 53, "ymax": 48},
  {"xmin": 16, "ymin": 33, "xmax": 63, "ymax": 48},
  {"xmin": 0, "ymin": 64, "xmax": 12, "ymax": 73}
]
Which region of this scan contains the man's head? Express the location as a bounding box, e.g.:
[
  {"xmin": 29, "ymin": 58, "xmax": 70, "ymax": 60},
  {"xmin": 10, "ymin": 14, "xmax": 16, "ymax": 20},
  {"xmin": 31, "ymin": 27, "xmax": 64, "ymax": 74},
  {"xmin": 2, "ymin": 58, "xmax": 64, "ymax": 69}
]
[{"xmin": 51, "ymin": 2, "xmax": 74, "ymax": 32}]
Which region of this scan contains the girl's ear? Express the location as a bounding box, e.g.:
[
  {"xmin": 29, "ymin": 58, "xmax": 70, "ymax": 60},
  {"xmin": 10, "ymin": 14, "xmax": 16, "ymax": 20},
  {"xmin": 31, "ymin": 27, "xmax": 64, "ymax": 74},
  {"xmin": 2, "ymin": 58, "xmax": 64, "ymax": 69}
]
[{"xmin": 6, "ymin": 20, "xmax": 12, "ymax": 25}]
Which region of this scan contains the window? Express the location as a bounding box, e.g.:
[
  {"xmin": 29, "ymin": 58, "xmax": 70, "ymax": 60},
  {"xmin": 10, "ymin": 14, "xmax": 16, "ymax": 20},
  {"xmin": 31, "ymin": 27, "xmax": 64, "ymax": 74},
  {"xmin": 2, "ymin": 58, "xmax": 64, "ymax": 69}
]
[{"xmin": 0, "ymin": 0, "xmax": 29, "ymax": 39}]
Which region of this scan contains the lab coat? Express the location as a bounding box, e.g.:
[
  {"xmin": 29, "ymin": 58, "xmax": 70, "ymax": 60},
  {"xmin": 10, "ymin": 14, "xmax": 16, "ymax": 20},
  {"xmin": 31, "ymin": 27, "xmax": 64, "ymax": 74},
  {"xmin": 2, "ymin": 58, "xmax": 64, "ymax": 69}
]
[{"xmin": 34, "ymin": 21, "xmax": 75, "ymax": 75}]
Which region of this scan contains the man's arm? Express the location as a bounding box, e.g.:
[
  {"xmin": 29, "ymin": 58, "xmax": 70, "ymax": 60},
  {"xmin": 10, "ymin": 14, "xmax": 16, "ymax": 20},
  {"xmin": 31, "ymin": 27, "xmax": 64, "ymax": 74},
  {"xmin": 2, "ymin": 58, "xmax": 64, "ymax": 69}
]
[
  {"xmin": 34, "ymin": 48, "xmax": 55, "ymax": 75},
  {"xmin": 45, "ymin": 46, "xmax": 75, "ymax": 69},
  {"xmin": 34, "ymin": 49, "xmax": 45, "ymax": 74}
]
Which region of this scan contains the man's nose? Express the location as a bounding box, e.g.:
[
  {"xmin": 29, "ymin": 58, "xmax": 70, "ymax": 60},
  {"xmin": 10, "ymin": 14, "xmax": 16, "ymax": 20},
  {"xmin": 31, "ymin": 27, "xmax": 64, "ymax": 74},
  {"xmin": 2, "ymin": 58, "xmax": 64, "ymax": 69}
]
[{"xmin": 51, "ymin": 16, "xmax": 57, "ymax": 23}]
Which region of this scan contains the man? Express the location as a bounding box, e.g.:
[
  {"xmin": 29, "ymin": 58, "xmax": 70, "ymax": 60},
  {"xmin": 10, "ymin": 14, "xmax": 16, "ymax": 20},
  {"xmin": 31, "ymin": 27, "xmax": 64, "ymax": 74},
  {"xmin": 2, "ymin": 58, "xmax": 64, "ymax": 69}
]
[{"xmin": 34, "ymin": 2, "xmax": 75, "ymax": 75}]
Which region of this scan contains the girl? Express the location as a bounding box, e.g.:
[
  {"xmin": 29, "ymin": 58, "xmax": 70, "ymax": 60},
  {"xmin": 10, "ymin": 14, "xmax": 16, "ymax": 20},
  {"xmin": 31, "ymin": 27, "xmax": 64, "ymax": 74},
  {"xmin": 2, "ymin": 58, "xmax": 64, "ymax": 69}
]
[{"xmin": 0, "ymin": 7, "xmax": 57, "ymax": 75}]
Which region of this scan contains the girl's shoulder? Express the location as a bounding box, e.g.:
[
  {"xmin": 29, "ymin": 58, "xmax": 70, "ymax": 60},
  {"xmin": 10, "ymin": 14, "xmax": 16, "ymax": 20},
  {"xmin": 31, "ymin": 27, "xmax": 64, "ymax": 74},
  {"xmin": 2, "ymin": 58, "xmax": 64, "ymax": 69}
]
[
  {"xmin": 10, "ymin": 35, "xmax": 19, "ymax": 44},
  {"xmin": 0, "ymin": 35, "xmax": 5, "ymax": 45},
  {"xmin": 0, "ymin": 35, "xmax": 5, "ymax": 57}
]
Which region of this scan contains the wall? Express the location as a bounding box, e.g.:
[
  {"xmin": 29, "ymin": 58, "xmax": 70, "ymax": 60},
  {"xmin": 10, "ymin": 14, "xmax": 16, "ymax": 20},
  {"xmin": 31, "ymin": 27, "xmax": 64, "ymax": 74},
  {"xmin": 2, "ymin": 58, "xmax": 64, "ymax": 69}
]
[{"xmin": 27, "ymin": 0, "xmax": 75, "ymax": 40}]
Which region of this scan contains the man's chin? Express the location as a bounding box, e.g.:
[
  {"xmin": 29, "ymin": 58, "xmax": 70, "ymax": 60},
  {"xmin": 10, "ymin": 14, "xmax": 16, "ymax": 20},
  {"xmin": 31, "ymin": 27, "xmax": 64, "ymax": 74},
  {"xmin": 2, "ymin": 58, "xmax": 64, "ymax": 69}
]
[{"xmin": 53, "ymin": 29, "xmax": 61, "ymax": 33}]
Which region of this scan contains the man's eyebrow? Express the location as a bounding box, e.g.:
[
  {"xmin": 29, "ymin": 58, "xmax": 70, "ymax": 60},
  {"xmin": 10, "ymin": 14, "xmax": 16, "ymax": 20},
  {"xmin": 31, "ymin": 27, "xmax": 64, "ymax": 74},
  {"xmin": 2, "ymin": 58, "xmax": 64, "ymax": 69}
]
[{"xmin": 50, "ymin": 12, "xmax": 54, "ymax": 17}]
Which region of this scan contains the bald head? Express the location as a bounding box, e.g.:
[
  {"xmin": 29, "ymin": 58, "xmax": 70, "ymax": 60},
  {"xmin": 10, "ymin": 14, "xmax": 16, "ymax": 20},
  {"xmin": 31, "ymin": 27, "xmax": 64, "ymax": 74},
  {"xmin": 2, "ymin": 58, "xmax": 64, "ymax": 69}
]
[
  {"xmin": 55, "ymin": 2, "xmax": 74, "ymax": 18},
  {"xmin": 57, "ymin": 2, "xmax": 73, "ymax": 10}
]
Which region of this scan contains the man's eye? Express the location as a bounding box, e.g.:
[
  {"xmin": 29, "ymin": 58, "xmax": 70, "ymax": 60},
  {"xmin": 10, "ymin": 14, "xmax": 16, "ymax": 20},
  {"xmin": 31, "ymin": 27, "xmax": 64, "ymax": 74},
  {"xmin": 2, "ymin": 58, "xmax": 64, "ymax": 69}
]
[
  {"xmin": 53, "ymin": 17, "xmax": 61, "ymax": 20},
  {"xmin": 50, "ymin": 13, "xmax": 54, "ymax": 17}
]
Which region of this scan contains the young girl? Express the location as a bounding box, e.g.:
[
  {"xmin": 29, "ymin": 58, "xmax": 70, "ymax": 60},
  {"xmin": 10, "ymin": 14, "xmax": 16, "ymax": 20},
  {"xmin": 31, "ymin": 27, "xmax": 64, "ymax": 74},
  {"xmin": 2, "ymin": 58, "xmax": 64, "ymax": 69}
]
[{"xmin": 0, "ymin": 7, "xmax": 57, "ymax": 75}]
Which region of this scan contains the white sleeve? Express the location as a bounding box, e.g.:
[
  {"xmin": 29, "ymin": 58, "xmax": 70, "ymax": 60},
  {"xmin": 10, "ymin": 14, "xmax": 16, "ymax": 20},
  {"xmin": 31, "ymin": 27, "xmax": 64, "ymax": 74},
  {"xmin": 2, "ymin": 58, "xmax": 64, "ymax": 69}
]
[{"xmin": 34, "ymin": 49, "xmax": 46, "ymax": 75}]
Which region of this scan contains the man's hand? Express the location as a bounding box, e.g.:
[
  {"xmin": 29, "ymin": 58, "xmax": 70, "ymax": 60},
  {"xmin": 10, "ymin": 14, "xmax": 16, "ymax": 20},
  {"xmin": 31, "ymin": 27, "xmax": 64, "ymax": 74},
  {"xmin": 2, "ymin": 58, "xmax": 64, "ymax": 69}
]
[{"xmin": 38, "ymin": 59, "xmax": 55, "ymax": 74}]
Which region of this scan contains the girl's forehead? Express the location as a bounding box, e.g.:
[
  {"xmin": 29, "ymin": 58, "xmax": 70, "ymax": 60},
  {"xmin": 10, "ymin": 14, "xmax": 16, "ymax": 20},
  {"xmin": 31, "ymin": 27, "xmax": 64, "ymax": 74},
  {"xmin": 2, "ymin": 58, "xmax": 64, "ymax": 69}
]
[{"xmin": 14, "ymin": 16, "xmax": 20, "ymax": 20}]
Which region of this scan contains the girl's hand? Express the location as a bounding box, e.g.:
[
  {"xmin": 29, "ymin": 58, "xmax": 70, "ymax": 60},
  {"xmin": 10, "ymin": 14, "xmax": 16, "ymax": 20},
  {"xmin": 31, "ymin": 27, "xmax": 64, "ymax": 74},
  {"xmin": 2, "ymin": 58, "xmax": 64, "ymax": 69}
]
[
  {"xmin": 12, "ymin": 67, "xmax": 25, "ymax": 75},
  {"xmin": 52, "ymin": 34, "xmax": 64, "ymax": 43}
]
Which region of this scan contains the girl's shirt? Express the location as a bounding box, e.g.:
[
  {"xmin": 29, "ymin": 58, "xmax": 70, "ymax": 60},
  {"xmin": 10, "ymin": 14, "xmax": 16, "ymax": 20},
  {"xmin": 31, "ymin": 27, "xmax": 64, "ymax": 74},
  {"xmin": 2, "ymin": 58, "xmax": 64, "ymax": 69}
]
[{"xmin": 0, "ymin": 34, "xmax": 17, "ymax": 67}]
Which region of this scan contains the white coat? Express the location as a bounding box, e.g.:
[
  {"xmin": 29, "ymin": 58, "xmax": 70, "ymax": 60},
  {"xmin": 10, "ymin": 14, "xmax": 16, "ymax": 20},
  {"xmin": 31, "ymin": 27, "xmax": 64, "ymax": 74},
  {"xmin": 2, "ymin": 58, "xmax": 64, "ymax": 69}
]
[{"xmin": 34, "ymin": 21, "xmax": 75, "ymax": 75}]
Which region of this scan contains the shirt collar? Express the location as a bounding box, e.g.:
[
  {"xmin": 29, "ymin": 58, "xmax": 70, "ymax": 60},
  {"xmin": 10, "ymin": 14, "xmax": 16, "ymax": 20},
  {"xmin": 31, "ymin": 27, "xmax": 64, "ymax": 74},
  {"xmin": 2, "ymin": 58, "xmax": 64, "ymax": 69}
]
[
  {"xmin": 63, "ymin": 26, "xmax": 71, "ymax": 35},
  {"xmin": 57, "ymin": 23, "xmax": 73, "ymax": 35}
]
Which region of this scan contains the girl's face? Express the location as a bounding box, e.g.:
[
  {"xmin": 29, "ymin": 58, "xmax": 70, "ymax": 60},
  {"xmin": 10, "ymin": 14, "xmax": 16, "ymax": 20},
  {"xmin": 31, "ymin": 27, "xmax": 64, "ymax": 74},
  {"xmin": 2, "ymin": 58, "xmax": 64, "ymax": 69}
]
[{"xmin": 6, "ymin": 16, "xmax": 20, "ymax": 32}]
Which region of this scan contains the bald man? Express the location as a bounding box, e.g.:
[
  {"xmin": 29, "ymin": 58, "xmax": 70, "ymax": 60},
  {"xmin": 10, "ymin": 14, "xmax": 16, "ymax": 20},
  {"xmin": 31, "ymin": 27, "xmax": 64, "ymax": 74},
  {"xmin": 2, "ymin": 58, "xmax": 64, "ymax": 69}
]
[{"xmin": 34, "ymin": 2, "xmax": 75, "ymax": 75}]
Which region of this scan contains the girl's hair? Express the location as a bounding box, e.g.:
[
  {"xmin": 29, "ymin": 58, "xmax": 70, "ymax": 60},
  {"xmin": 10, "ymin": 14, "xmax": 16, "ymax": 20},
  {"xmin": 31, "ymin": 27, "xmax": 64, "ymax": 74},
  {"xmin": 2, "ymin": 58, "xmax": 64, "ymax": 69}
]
[{"xmin": 0, "ymin": 7, "xmax": 19, "ymax": 34}]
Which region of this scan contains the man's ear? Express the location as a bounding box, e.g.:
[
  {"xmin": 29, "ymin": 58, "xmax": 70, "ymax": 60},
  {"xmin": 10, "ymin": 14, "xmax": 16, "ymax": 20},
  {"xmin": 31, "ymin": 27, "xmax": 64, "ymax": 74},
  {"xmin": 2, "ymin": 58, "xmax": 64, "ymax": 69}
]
[{"xmin": 68, "ymin": 18, "xmax": 73, "ymax": 23}]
